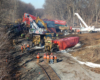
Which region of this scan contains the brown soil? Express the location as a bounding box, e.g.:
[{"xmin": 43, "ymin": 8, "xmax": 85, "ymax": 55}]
[
  {"xmin": 91, "ymin": 68, "xmax": 100, "ymax": 73},
  {"xmin": 62, "ymin": 33, "xmax": 100, "ymax": 74},
  {"xmin": 62, "ymin": 33, "xmax": 100, "ymax": 63},
  {"xmin": 1, "ymin": 25, "xmax": 100, "ymax": 79}
]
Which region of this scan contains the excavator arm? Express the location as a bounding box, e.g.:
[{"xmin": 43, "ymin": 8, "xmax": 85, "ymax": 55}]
[{"xmin": 35, "ymin": 17, "xmax": 47, "ymax": 31}]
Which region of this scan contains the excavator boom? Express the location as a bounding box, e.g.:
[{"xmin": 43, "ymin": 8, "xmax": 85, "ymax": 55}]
[
  {"xmin": 74, "ymin": 13, "xmax": 88, "ymax": 28},
  {"xmin": 35, "ymin": 17, "xmax": 48, "ymax": 31}
]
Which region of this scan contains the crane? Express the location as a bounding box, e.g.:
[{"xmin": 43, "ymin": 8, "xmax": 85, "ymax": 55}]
[{"xmin": 74, "ymin": 13, "xmax": 95, "ymax": 32}]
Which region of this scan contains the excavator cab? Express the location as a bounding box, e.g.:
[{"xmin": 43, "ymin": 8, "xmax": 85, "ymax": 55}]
[
  {"xmin": 35, "ymin": 16, "xmax": 48, "ymax": 31},
  {"xmin": 44, "ymin": 33, "xmax": 59, "ymax": 52}
]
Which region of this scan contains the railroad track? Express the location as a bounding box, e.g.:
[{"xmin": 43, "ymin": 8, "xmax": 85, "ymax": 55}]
[{"xmin": 38, "ymin": 62, "xmax": 60, "ymax": 80}]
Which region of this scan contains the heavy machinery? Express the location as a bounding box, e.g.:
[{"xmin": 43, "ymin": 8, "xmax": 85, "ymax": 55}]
[
  {"xmin": 59, "ymin": 26, "xmax": 73, "ymax": 35},
  {"xmin": 43, "ymin": 19, "xmax": 74, "ymax": 36},
  {"xmin": 74, "ymin": 13, "xmax": 100, "ymax": 32},
  {"xmin": 22, "ymin": 13, "xmax": 47, "ymax": 35},
  {"xmin": 31, "ymin": 17, "xmax": 47, "ymax": 46},
  {"xmin": 32, "ymin": 35, "xmax": 41, "ymax": 46},
  {"xmin": 35, "ymin": 17, "xmax": 48, "ymax": 31},
  {"xmin": 54, "ymin": 20, "xmax": 74, "ymax": 35},
  {"xmin": 44, "ymin": 34, "xmax": 58, "ymax": 52},
  {"xmin": 74, "ymin": 13, "xmax": 95, "ymax": 32},
  {"xmin": 22, "ymin": 13, "xmax": 55, "ymax": 47},
  {"xmin": 44, "ymin": 35, "xmax": 79, "ymax": 52}
]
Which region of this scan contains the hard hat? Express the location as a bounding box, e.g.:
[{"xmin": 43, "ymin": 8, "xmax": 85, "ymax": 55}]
[{"xmin": 51, "ymin": 53, "xmax": 53, "ymax": 55}]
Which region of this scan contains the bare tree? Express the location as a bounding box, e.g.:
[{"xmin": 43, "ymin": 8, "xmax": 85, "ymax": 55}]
[{"xmin": 44, "ymin": 0, "xmax": 100, "ymax": 27}]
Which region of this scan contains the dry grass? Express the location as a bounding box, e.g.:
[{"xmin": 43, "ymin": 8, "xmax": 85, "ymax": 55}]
[
  {"xmin": 69, "ymin": 33, "xmax": 100, "ymax": 63},
  {"xmin": 0, "ymin": 27, "xmax": 14, "ymax": 80},
  {"xmin": 91, "ymin": 68, "xmax": 100, "ymax": 73},
  {"xmin": 71, "ymin": 47, "xmax": 100, "ymax": 62}
]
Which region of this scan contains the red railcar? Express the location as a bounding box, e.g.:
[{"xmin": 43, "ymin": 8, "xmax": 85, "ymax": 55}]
[
  {"xmin": 22, "ymin": 13, "xmax": 37, "ymax": 25},
  {"xmin": 53, "ymin": 37, "xmax": 79, "ymax": 50},
  {"xmin": 43, "ymin": 19, "xmax": 66, "ymax": 25},
  {"xmin": 54, "ymin": 20, "xmax": 66, "ymax": 25}
]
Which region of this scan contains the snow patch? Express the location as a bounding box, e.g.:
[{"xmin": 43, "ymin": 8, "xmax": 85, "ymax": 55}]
[
  {"xmin": 74, "ymin": 43, "xmax": 81, "ymax": 48},
  {"xmin": 33, "ymin": 46, "xmax": 44, "ymax": 49},
  {"xmin": 73, "ymin": 55, "xmax": 100, "ymax": 68},
  {"xmin": 60, "ymin": 50, "xmax": 100, "ymax": 68},
  {"xmin": 78, "ymin": 61, "xmax": 100, "ymax": 68}
]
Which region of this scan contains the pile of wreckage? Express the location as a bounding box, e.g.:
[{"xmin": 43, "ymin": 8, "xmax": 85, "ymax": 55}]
[{"xmin": 6, "ymin": 13, "xmax": 100, "ymax": 52}]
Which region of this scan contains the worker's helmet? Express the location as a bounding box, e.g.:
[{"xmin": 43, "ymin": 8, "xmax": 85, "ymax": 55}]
[
  {"xmin": 44, "ymin": 53, "xmax": 46, "ymax": 55},
  {"xmin": 51, "ymin": 53, "xmax": 53, "ymax": 55}
]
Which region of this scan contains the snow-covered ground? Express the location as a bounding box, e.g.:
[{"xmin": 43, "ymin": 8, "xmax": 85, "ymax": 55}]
[{"xmin": 59, "ymin": 50, "xmax": 100, "ymax": 68}]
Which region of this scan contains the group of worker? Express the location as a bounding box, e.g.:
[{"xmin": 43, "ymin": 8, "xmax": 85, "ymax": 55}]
[
  {"xmin": 37, "ymin": 53, "xmax": 57, "ymax": 64},
  {"xmin": 75, "ymin": 29, "xmax": 81, "ymax": 34},
  {"xmin": 21, "ymin": 44, "xmax": 30, "ymax": 53}
]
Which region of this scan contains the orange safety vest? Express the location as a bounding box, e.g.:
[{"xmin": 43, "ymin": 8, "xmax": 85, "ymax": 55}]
[
  {"xmin": 76, "ymin": 29, "xmax": 78, "ymax": 32},
  {"xmin": 43, "ymin": 55, "xmax": 46, "ymax": 59},
  {"xmin": 27, "ymin": 44, "xmax": 29, "ymax": 47},
  {"xmin": 37, "ymin": 55, "xmax": 40, "ymax": 59},
  {"xmin": 21, "ymin": 46, "xmax": 23, "ymax": 50},
  {"xmin": 70, "ymin": 27, "xmax": 72, "ymax": 30},
  {"xmin": 23, "ymin": 45, "xmax": 25, "ymax": 48},
  {"xmin": 47, "ymin": 55, "xmax": 49, "ymax": 59},
  {"xmin": 77, "ymin": 29, "xmax": 80, "ymax": 32},
  {"xmin": 50, "ymin": 55, "xmax": 53, "ymax": 59},
  {"xmin": 54, "ymin": 55, "xmax": 57, "ymax": 59}
]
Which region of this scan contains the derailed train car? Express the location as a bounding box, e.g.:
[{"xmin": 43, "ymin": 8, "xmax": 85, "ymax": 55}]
[
  {"xmin": 44, "ymin": 36, "xmax": 79, "ymax": 52},
  {"xmin": 7, "ymin": 23, "xmax": 25, "ymax": 38}
]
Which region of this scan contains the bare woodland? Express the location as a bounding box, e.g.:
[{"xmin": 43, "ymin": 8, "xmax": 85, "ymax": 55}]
[
  {"xmin": 43, "ymin": 0, "xmax": 100, "ymax": 26},
  {"xmin": 0, "ymin": 0, "xmax": 44, "ymax": 25},
  {"xmin": 0, "ymin": 0, "xmax": 100, "ymax": 26}
]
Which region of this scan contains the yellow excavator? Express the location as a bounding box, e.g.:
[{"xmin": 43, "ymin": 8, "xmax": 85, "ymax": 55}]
[
  {"xmin": 32, "ymin": 17, "xmax": 56, "ymax": 47},
  {"xmin": 32, "ymin": 17, "xmax": 48, "ymax": 46},
  {"xmin": 35, "ymin": 16, "xmax": 48, "ymax": 31}
]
